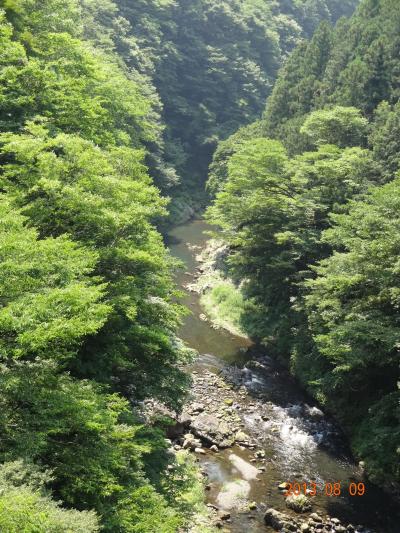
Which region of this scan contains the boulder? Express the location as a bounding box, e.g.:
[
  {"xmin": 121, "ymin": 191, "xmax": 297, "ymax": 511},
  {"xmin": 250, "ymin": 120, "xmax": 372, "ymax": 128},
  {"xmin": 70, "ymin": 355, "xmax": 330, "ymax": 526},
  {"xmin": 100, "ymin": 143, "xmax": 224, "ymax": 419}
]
[
  {"xmin": 182, "ymin": 433, "xmax": 202, "ymax": 450},
  {"xmin": 191, "ymin": 413, "xmax": 234, "ymax": 448},
  {"xmin": 235, "ymin": 430, "xmax": 251, "ymax": 445},
  {"xmin": 194, "ymin": 447, "xmax": 206, "ymax": 454},
  {"xmin": 264, "ymin": 508, "xmax": 297, "ymax": 531},
  {"xmin": 190, "ymin": 402, "xmax": 205, "ymax": 413}
]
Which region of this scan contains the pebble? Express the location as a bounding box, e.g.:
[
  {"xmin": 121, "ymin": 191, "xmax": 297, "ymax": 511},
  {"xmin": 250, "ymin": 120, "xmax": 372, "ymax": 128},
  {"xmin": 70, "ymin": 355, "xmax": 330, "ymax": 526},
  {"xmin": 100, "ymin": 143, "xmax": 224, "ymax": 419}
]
[
  {"xmin": 194, "ymin": 447, "xmax": 206, "ymax": 454},
  {"xmin": 207, "ymin": 504, "xmax": 218, "ymax": 510},
  {"xmin": 311, "ymin": 514, "xmax": 323, "ymax": 523}
]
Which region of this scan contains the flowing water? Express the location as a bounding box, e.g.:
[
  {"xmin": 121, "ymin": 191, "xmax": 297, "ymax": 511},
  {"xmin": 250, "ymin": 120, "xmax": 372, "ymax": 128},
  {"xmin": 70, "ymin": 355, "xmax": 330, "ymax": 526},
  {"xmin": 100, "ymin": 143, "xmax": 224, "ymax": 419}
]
[{"xmin": 167, "ymin": 219, "xmax": 399, "ymax": 533}]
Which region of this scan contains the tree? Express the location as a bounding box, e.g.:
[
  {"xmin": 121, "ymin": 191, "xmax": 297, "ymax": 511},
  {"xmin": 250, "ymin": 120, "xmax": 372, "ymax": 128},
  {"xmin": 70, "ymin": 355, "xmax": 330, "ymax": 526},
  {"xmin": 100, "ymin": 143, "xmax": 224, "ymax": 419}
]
[
  {"xmin": 0, "ymin": 360, "xmax": 183, "ymax": 531},
  {"xmin": 370, "ymin": 101, "xmax": 400, "ymax": 179},
  {"xmin": 304, "ymin": 178, "xmax": 400, "ymax": 482},
  {"xmin": 0, "ymin": 196, "xmax": 109, "ymax": 364},
  {"xmin": 300, "ymin": 106, "xmax": 368, "ymax": 148},
  {"xmin": 207, "ymin": 136, "xmax": 378, "ymax": 353},
  {"xmin": 0, "ymin": 123, "xmax": 188, "ymax": 405},
  {"xmin": 0, "ymin": 461, "xmax": 100, "ymax": 533}
]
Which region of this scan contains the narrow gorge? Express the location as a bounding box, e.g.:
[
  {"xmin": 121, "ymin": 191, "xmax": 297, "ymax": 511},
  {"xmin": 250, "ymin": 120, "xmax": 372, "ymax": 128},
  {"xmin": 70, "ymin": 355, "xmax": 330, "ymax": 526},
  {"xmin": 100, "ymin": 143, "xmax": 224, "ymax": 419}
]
[{"xmin": 166, "ymin": 220, "xmax": 399, "ymax": 532}]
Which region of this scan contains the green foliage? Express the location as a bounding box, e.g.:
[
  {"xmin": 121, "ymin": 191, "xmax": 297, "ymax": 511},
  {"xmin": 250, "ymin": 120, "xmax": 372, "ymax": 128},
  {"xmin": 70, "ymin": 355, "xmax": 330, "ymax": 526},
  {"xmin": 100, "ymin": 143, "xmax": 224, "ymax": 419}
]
[
  {"xmin": 0, "ymin": 197, "xmax": 109, "ymax": 363},
  {"xmin": 0, "ymin": 486, "xmax": 99, "ymax": 532},
  {"xmin": 265, "ymin": 0, "xmax": 400, "ymax": 149},
  {"xmin": 201, "ymin": 282, "xmax": 248, "ymax": 337},
  {"xmin": 208, "ymin": 134, "xmax": 378, "ymax": 350},
  {"xmin": 0, "ymin": 359, "xmax": 186, "ymax": 531},
  {"xmin": 304, "ymin": 179, "xmax": 400, "ymax": 480},
  {"xmin": 118, "ymin": 0, "xmax": 279, "ymax": 184},
  {"xmin": 353, "ymin": 393, "xmax": 400, "ymax": 484},
  {"xmin": 0, "ymin": 12, "xmax": 152, "ymax": 147},
  {"xmin": 0, "ymin": 0, "xmax": 367, "ymax": 530},
  {"xmin": 207, "ymin": 121, "xmax": 266, "ymax": 195},
  {"xmin": 0, "ymin": 1, "xmax": 199, "ymax": 531},
  {"xmin": 116, "ymin": 0, "xmax": 359, "ymax": 191},
  {"xmin": 207, "ymin": 0, "xmax": 400, "ymax": 488},
  {"xmin": 0, "ymin": 461, "xmax": 100, "ymax": 533},
  {"xmin": 300, "ymin": 106, "xmax": 368, "ymax": 148},
  {"xmin": 264, "ymin": 21, "xmax": 334, "ymax": 143},
  {"xmin": 370, "ymin": 101, "xmax": 400, "ymax": 179},
  {"xmin": 0, "ymin": 121, "xmax": 189, "ymax": 405}
]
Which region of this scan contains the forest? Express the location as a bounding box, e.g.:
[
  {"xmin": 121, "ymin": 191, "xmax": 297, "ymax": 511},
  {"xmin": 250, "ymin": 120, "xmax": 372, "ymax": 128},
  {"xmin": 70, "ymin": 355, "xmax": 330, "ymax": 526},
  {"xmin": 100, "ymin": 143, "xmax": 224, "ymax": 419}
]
[
  {"xmin": 208, "ymin": 0, "xmax": 399, "ymax": 489},
  {"xmin": 0, "ymin": 0, "xmax": 398, "ymax": 531}
]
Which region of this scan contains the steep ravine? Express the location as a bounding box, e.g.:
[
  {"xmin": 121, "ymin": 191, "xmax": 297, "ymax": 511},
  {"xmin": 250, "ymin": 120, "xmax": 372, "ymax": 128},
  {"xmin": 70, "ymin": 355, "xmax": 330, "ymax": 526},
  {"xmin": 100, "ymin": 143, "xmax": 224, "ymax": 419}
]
[{"xmin": 167, "ymin": 219, "xmax": 399, "ymax": 533}]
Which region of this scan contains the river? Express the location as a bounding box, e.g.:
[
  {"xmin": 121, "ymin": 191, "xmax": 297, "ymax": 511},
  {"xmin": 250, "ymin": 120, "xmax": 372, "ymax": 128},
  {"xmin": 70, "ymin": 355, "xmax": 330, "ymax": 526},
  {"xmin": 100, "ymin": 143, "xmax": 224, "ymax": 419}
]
[{"xmin": 167, "ymin": 219, "xmax": 399, "ymax": 533}]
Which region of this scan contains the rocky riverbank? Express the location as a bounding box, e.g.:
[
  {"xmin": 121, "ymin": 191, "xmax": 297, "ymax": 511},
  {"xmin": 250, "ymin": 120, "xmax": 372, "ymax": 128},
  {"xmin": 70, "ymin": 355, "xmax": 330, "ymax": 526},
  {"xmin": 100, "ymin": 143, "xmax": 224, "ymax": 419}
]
[
  {"xmin": 183, "ymin": 238, "xmax": 248, "ymax": 339},
  {"xmin": 166, "ymin": 219, "xmax": 394, "ymax": 533},
  {"xmin": 147, "ymin": 362, "xmax": 371, "ymax": 533}
]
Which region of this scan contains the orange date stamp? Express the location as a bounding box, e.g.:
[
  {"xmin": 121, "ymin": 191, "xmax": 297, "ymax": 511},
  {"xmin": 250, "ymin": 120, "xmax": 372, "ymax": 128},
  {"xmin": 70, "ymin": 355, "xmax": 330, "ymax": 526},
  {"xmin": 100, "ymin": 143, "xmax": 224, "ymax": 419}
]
[{"xmin": 284, "ymin": 481, "xmax": 366, "ymax": 497}]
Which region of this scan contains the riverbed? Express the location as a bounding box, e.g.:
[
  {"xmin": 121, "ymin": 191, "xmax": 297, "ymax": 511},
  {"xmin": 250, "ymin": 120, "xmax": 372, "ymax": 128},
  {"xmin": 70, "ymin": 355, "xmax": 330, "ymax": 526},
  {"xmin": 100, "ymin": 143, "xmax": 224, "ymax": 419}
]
[{"xmin": 167, "ymin": 219, "xmax": 399, "ymax": 533}]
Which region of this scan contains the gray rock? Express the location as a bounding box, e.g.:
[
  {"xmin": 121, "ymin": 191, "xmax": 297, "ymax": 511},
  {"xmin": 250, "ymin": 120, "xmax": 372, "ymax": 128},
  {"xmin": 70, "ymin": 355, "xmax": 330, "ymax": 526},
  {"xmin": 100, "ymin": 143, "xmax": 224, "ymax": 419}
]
[
  {"xmin": 310, "ymin": 513, "xmax": 323, "ymax": 523},
  {"xmin": 264, "ymin": 508, "xmax": 297, "ymax": 531},
  {"xmin": 194, "ymin": 447, "xmax": 206, "ymax": 454},
  {"xmin": 235, "ymin": 430, "xmax": 251, "ymax": 444},
  {"xmin": 191, "ymin": 413, "xmax": 234, "ymax": 448},
  {"xmin": 207, "ymin": 503, "xmax": 218, "ymax": 510},
  {"xmin": 190, "ymin": 402, "xmax": 205, "ymax": 413},
  {"xmin": 182, "ymin": 433, "xmax": 201, "ymax": 450}
]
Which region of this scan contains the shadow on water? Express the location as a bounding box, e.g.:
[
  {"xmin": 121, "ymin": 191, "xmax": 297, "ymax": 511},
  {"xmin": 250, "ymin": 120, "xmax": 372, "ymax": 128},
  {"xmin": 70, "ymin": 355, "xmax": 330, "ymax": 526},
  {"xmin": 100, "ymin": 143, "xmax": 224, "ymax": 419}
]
[{"xmin": 167, "ymin": 219, "xmax": 400, "ymax": 533}]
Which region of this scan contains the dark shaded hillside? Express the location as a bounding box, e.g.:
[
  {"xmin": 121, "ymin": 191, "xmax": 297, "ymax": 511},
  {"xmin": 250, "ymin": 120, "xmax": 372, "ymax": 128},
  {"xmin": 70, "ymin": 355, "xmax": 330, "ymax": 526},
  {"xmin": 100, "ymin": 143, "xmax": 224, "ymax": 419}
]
[{"xmin": 116, "ymin": 0, "xmax": 360, "ymax": 192}]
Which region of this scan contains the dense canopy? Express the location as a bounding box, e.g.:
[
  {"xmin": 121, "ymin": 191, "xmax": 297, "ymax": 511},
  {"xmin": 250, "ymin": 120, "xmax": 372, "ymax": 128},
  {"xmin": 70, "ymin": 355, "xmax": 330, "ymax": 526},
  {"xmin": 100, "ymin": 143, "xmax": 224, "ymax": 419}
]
[
  {"xmin": 3, "ymin": 0, "xmax": 399, "ymax": 530},
  {"xmin": 208, "ymin": 0, "xmax": 399, "ymax": 487}
]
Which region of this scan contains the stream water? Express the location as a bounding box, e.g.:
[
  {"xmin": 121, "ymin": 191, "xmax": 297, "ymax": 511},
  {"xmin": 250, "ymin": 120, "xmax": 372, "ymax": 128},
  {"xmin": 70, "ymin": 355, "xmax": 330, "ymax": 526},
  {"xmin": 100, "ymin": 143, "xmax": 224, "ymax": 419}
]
[{"xmin": 167, "ymin": 219, "xmax": 399, "ymax": 533}]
